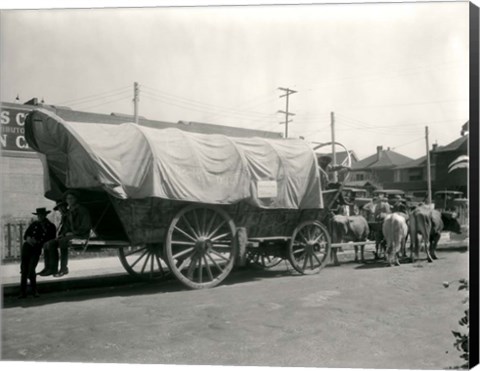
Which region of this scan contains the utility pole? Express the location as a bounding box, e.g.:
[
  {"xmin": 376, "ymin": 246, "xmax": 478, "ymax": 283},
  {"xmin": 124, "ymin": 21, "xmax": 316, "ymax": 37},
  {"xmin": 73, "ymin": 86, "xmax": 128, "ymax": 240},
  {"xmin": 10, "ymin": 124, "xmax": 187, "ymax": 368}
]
[
  {"xmin": 331, "ymin": 111, "xmax": 338, "ymax": 183},
  {"xmin": 278, "ymin": 87, "xmax": 297, "ymax": 138},
  {"xmin": 133, "ymin": 82, "xmax": 139, "ymax": 124},
  {"xmin": 425, "ymin": 126, "xmax": 432, "ymax": 205}
]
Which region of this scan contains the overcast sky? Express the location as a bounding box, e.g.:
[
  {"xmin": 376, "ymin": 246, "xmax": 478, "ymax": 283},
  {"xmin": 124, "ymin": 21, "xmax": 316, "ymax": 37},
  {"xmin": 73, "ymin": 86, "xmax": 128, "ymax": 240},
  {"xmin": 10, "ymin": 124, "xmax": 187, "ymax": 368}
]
[{"xmin": 0, "ymin": 1, "xmax": 470, "ymax": 160}]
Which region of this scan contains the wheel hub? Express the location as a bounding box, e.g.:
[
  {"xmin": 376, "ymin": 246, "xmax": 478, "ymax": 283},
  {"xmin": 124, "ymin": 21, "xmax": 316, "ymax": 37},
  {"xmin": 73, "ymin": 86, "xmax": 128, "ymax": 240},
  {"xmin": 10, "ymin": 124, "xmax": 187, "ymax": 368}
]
[{"xmin": 195, "ymin": 237, "xmax": 212, "ymax": 254}]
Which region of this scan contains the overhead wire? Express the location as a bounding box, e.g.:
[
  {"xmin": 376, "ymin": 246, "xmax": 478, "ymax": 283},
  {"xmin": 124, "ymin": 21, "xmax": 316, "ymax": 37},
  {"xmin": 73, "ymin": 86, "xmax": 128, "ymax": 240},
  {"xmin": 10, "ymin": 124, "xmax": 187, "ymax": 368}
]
[
  {"xmin": 142, "ymin": 84, "xmax": 277, "ymax": 120},
  {"xmin": 304, "ymin": 59, "xmax": 465, "ymax": 91},
  {"xmin": 391, "ymin": 137, "xmax": 425, "ymax": 150},
  {"xmin": 56, "ymin": 85, "xmax": 132, "ymax": 106},
  {"xmin": 141, "ymin": 90, "xmax": 278, "ymax": 126},
  {"xmin": 74, "ymin": 93, "xmax": 132, "ymax": 111}
]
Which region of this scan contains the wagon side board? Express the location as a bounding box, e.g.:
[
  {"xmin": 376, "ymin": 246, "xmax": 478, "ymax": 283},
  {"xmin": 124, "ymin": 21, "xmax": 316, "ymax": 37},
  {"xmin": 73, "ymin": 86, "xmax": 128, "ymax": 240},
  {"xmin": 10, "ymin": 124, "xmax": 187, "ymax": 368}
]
[{"xmin": 108, "ymin": 196, "xmax": 330, "ymax": 246}]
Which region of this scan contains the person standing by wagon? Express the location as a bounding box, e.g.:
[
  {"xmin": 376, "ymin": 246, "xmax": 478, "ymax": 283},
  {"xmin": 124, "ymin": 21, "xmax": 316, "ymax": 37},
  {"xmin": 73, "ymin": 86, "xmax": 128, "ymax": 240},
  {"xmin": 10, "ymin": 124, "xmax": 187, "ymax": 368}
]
[
  {"xmin": 40, "ymin": 190, "xmax": 91, "ymax": 277},
  {"xmin": 19, "ymin": 207, "xmax": 56, "ymax": 298}
]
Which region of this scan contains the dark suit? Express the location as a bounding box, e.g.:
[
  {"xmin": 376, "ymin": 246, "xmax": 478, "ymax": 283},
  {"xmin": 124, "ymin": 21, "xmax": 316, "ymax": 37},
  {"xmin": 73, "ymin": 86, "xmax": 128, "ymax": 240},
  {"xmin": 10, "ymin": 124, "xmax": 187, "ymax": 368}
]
[
  {"xmin": 46, "ymin": 204, "xmax": 91, "ymax": 273},
  {"xmin": 20, "ymin": 219, "xmax": 56, "ymax": 296}
]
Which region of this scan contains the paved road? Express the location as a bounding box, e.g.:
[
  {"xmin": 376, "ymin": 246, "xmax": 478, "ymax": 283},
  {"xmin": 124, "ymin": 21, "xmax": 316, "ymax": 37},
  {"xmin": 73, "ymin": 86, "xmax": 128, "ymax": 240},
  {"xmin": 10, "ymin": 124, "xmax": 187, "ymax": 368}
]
[{"xmin": 1, "ymin": 246, "xmax": 469, "ymax": 369}]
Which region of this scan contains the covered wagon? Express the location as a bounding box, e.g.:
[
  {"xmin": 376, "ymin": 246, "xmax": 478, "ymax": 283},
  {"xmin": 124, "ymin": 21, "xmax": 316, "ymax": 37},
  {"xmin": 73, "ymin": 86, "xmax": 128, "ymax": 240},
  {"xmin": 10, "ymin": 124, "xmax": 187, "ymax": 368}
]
[{"xmin": 25, "ymin": 108, "xmax": 348, "ymax": 289}]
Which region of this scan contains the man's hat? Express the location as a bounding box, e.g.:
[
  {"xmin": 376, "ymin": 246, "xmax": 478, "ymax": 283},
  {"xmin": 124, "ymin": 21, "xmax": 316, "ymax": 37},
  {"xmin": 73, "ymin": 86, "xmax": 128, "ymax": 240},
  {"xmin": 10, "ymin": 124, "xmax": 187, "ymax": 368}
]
[
  {"xmin": 32, "ymin": 207, "xmax": 51, "ymax": 215},
  {"xmin": 63, "ymin": 189, "xmax": 80, "ymax": 200},
  {"xmin": 53, "ymin": 200, "xmax": 67, "ymax": 211}
]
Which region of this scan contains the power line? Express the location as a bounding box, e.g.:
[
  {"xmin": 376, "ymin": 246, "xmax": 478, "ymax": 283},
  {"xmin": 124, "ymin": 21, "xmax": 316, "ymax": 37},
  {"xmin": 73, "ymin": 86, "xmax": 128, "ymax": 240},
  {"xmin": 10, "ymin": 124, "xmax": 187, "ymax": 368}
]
[
  {"xmin": 142, "ymin": 85, "xmax": 276, "ymax": 119},
  {"xmin": 142, "ymin": 88, "xmax": 276, "ymax": 121},
  {"xmin": 75, "ymin": 93, "xmax": 132, "ymax": 112},
  {"xmin": 56, "ymin": 85, "xmax": 131, "ymax": 106},
  {"xmin": 142, "ymin": 92, "xmax": 278, "ymax": 127},
  {"xmin": 304, "ymin": 59, "xmax": 465, "ymax": 91},
  {"xmin": 391, "ymin": 137, "xmax": 425, "ymax": 150}
]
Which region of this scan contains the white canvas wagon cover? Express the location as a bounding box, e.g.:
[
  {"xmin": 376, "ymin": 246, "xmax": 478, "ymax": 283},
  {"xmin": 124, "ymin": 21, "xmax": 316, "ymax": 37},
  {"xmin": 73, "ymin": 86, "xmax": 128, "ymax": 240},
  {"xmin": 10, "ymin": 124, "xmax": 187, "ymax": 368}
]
[{"xmin": 26, "ymin": 109, "xmax": 323, "ymax": 209}]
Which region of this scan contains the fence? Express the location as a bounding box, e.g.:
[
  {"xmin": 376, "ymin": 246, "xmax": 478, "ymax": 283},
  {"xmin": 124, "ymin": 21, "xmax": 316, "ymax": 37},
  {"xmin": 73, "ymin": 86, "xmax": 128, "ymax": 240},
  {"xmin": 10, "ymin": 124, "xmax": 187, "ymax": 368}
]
[{"xmin": 2, "ymin": 218, "xmax": 31, "ymax": 261}]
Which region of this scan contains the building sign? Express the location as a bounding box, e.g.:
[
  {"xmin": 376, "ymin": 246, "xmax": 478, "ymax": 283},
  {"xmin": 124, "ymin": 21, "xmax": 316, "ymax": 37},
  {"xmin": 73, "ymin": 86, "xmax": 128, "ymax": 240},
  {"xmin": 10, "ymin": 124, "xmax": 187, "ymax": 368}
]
[{"xmin": 0, "ymin": 106, "xmax": 34, "ymax": 152}]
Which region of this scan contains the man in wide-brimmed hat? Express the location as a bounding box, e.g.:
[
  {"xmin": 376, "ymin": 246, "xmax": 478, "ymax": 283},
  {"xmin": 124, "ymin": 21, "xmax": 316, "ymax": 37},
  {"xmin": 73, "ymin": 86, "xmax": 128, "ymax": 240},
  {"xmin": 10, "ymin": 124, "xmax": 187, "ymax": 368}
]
[
  {"xmin": 392, "ymin": 194, "xmax": 408, "ymax": 214},
  {"xmin": 18, "ymin": 207, "xmax": 56, "ymax": 298},
  {"xmin": 38, "ymin": 200, "xmax": 69, "ymax": 276},
  {"xmin": 41, "ymin": 190, "xmax": 91, "ymax": 277}
]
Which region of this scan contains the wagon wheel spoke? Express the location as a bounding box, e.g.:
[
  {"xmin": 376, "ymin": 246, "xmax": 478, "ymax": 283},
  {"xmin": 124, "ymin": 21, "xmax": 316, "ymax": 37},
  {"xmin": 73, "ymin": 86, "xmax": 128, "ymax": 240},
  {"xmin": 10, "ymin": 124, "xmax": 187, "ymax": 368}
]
[
  {"xmin": 206, "ymin": 220, "xmax": 227, "ymax": 240},
  {"xmin": 123, "ymin": 245, "xmax": 148, "ymax": 257},
  {"xmin": 309, "ymin": 253, "xmax": 315, "ymax": 271},
  {"xmin": 179, "ymin": 216, "xmax": 200, "ymax": 240},
  {"xmin": 140, "ymin": 251, "xmax": 151, "ymax": 274},
  {"xmin": 204, "ymin": 211, "xmax": 218, "ymax": 238},
  {"xmin": 292, "ymin": 243, "xmax": 306, "ymax": 255},
  {"xmin": 312, "ymin": 250, "xmax": 323, "ymax": 265},
  {"xmin": 298, "ymin": 231, "xmax": 309, "ymax": 244},
  {"xmin": 205, "ymin": 251, "xmax": 227, "ymax": 273},
  {"xmin": 174, "ymin": 226, "xmax": 197, "ymax": 242},
  {"xmin": 186, "ymin": 255, "xmax": 198, "ymax": 280},
  {"xmin": 177, "ymin": 257, "xmax": 191, "ymax": 272},
  {"xmin": 155, "ymin": 254, "xmax": 166, "ymax": 277},
  {"xmin": 203, "ymin": 255, "xmax": 214, "ymax": 281},
  {"xmin": 130, "ymin": 249, "xmax": 149, "ymax": 269},
  {"xmin": 118, "ymin": 244, "xmax": 166, "ymax": 281},
  {"xmin": 208, "ymin": 249, "xmax": 230, "ymax": 262},
  {"xmin": 302, "ymin": 252, "xmax": 309, "ymax": 271},
  {"xmin": 188, "ymin": 208, "xmax": 202, "ymax": 236},
  {"xmin": 172, "ymin": 246, "xmax": 195, "ymax": 260},
  {"xmin": 201, "ymin": 208, "xmax": 208, "ymax": 238},
  {"xmin": 199, "ymin": 253, "xmax": 205, "ymax": 283}
]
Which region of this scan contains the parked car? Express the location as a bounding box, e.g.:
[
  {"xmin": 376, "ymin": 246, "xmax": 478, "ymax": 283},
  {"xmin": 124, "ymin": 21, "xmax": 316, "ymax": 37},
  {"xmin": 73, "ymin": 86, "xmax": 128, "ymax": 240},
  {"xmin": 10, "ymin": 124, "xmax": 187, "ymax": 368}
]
[
  {"xmin": 341, "ymin": 187, "xmax": 372, "ymax": 215},
  {"xmin": 372, "ymin": 189, "xmax": 405, "ymax": 205},
  {"xmin": 433, "ymin": 190, "xmax": 465, "ymax": 211}
]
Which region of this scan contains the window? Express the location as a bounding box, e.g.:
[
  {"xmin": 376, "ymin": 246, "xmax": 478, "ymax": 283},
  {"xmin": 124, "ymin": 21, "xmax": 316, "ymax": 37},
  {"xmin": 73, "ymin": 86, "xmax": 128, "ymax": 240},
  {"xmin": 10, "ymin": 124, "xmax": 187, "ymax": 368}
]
[
  {"xmin": 408, "ymin": 168, "xmax": 422, "ymax": 182},
  {"xmin": 394, "ymin": 170, "xmax": 401, "ymax": 182},
  {"xmin": 355, "ymin": 173, "xmax": 364, "ymax": 181}
]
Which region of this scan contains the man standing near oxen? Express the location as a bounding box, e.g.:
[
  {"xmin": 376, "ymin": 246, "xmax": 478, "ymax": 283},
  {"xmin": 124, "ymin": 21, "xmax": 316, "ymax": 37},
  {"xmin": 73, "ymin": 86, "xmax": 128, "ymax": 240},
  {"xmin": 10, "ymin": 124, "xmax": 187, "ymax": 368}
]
[
  {"xmin": 372, "ymin": 196, "xmax": 391, "ymax": 259},
  {"xmin": 18, "ymin": 207, "xmax": 56, "ymax": 298}
]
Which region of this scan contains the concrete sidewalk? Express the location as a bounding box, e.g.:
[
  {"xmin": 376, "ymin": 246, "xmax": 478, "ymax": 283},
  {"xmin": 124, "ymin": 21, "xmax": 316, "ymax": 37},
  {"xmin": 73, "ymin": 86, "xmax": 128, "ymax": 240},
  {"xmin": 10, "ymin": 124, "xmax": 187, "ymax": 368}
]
[
  {"xmin": 1, "ymin": 255, "xmax": 137, "ymax": 297},
  {"xmin": 1, "ymin": 233, "xmax": 468, "ymax": 298}
]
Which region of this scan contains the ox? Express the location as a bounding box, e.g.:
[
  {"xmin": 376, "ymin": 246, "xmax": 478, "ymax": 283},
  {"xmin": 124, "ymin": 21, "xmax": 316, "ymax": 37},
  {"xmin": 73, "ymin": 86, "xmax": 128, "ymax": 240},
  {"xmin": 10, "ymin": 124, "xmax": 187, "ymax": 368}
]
[
  {"xmin": 330, "ymin": 215, "xmax": 370, "ymax": 265},
  {"xmin": 372, "ymin": 199, "xmax": 392, "ymax": 259},
  {"xmin": 409, "ymin": 205, "xmax": 462, "ymax": 263},
  {"xmin": 382, "ymin": 213, "xmax": 409, "ymax": 266}
]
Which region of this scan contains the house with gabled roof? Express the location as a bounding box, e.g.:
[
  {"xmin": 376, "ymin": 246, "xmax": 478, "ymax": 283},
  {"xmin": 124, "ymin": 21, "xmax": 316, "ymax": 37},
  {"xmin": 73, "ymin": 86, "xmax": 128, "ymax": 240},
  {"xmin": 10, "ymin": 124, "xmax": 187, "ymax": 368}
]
[
  {"xmin": 390, "ymin": 130, "xmax": 468, "ymax": 196},
  {"xmin": 431, "ymin": 133, "xmax": 468, "ymax": 195},
  {"xmin": 350, "ymin": 146, "xmax": 413, "ymax": 189}
]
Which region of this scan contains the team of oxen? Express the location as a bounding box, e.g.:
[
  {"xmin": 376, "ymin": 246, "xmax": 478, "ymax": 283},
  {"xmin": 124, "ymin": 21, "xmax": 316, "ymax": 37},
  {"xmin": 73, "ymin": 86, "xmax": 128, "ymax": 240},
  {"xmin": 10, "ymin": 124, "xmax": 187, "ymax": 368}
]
[{"xmin": 329, "ymin": 196, "xmax": 462, "ymax": 267}]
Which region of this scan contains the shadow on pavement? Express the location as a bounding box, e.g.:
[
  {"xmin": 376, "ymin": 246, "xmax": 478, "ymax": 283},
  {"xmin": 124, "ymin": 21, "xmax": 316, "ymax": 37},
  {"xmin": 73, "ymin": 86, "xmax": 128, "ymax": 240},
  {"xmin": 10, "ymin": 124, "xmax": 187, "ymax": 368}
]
[{"xmin": 2, "ymin": 265, "xmax": 296, "ymax": 309}]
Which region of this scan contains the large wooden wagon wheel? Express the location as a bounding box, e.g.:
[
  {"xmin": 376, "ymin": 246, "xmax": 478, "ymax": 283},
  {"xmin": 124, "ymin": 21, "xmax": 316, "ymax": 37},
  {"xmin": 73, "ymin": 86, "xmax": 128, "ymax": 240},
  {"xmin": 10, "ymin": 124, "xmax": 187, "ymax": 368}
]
[
  {"xmin": 288, "ymin": 220, "xmax": 331, "ymax": 275},
  {"xmin": 165, "ymin": 205, "xmax": 237, "ymax": 289},
  {"xmin": 118, "ymin": 243, "xmax": 167, "ymax": 280}
]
